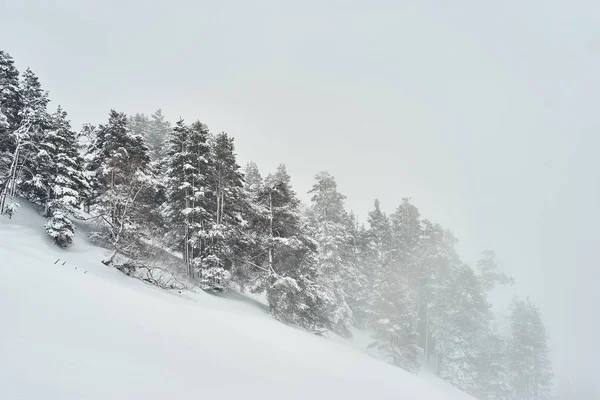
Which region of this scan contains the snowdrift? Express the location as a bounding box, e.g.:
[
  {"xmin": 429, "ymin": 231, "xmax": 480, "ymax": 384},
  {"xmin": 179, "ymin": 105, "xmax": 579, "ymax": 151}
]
[{"xmin": 0, "ymin": 202, "xmax": 473, "ymax": 400}]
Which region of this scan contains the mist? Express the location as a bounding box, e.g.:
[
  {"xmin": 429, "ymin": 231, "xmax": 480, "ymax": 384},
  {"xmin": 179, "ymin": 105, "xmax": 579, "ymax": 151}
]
[{"xmin": 1, "ymin": 0, "xmax": 598, "ymax": 397}]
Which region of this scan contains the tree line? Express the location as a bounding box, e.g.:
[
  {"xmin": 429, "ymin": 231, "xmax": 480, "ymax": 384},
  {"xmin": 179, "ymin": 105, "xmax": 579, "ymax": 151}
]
[{"xmin": 0, "ymin": 50, "xmax": 554, "ymax": 400}]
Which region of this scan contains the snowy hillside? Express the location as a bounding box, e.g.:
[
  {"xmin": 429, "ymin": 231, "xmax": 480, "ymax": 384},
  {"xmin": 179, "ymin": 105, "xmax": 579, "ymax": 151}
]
[{"xmin": 0, "ymin": 202, "xmax": 472, "ymax": 400}]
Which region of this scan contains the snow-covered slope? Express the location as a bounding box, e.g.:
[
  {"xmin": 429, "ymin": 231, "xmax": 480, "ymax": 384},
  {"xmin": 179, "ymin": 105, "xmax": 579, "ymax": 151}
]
[{"xmin": 0, "ymin": 202, "xmax": 473, "ymax": 400}]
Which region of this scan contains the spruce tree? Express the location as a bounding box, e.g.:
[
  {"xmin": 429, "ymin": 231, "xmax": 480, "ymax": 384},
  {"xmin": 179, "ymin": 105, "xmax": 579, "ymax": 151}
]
[
  {"xmin": 128, "ymin": 113, "xmax": 151, "ymax": 145},
  {"xmin": 509, "ymin": 298, "xmax": 554, "ymax": 400},
  {"xmin": 162, "ymin": 119, "xmax": 193, "ymax": 269},
  {"xmin": 38, "ymin": 107, "xmax": 88, "ymax": 246},
  {"xmin": 369, "ymin": 198, "xmax": 421, "ymax": 371},
  {"xmin": 433, "ymin": 263, "xmax": 491, "ymax": 395},
  {"xmin": 0, "ymin": 50, "xmax": 23, "ymax": 137},
  {"xmin": 88, "ymin": 110, "xmax": 155, "ymax": 264},
  {"xmin": 27, "ymin": 106, "xmax": 87, "ymax": 217},
  {"xmin": 233, "ymin": 161, "xmax": 266, "ymax": 291},
  {"xmin": 307, "ymin": 171, "xmax": 354, "ymax": 337},
  {"xmin": 478, "ymin": 250, "xmax": 514, "ymax": 292},
  {"xmin": 251, "ymin": 165, "xmax": 329, "ymax": 331},
  {"xmin": 359, "ymin": 199, "xmax": 393, "ymax": 325},
  {"xmin": 148, "ymin": 109, "xmax": 171, "ymax": 160}
]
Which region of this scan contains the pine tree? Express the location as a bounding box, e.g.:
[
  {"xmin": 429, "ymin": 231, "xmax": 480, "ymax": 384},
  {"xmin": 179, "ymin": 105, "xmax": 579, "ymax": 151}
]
[
  {"xmin": 88, "ymin": 110, "xmax": 156, "ymax": 264},
  {"xmin": 477, "ymin": 331, "xmax": 513, "ymax": 400},
  {"xmin": 79, "ymin": 123, "xmax": 100, "ymax": 212},
  {"xmin": 0, "ymin": 109, "xmax": 7, "ymax": 131},
  {"xmin": 19, "ymin": 68, "xmax": 53, "ymax": 203},
  {"xmin": 307, "ymin": 171, "xmax": 354, "ymax": 337},
  {"xmin": 232, "ymin": 161, "xmax": 266, "ymax": 291},
  {"xmin": 248, "ymin": 165, "xmax": 329, "ymax": 331},
  {"xmin": 197, "ymin": 131, "xmax": 247, "ymax": 290},
  {"xmin": 369, "ymin": 198, "xmax": 422, "ymax": 371},
  {"xmin": 147, "ymin": 109, "xmax": 170, "ymax": 160},
  {"xmin": 0, "ymin": 117, "xmax": 33, "ymax": 216},
  {"xmin": 162, "ymin": 119, "xmax": 193, "ymax": 268},
  {"xmin": 509, "ymin": 298, "xmax": 554, "ymax": 400},
  {"xmin": 18, "ymin": 68, "xmax": 50, "ymax": 136},
  {"xmin": 359, "ymin": 199, "xmax": 393, "ymax": 326},
  {"xmin": 0, "ymin": 50, "xmax": 23, "ymax": 137},
  {"xmin": 127, "ymin": 110, "xmax": 170, "ymax": 161},
  {"xmin": 128, "ymin": 113, "xmax": 151, "ymax": 144},
  {"xmin": 478, "ymin": 250, "xmax": 515, "ymax": 292},
  {"xmin": 415, "ymin": 219, "xmax": 452, "ymax": 367},
  {"xmin": 28, "ymin": 106, "xmax": 87, "ymax": 217},
  {"xmin": 0, "ymin": 50, "xmax": 22, "ymax": 215},
  {"xmin": 433, "ymin": 263, "xmax": 491, "ymax": 395},
  {"xmin": 35, "ymin": 107, "xmax": 88, "ymax": 245}
]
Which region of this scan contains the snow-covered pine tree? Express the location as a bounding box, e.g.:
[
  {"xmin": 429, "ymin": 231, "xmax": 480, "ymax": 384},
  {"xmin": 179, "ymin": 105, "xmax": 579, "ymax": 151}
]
[
  {"xmin": 26, "ymin": 106, "xmax": 86, "ymax": 215},
  {"xmin": 307, "ymin": 171, "xmax": 354, "ymax": 337},
  {"xmin": 0, "ymin": 50, "xmax": 23, "ymax": 216},
  {"xmin": 231, "ymin": 161, "xmax": 267, "ymax": 291},
  {"xmin": 253, "ymin": 165, "xmax": 329, "ymax": 331},
  {"xmin": 357, "ymin": 199, "xmax": 393, "ymax": 326},
  {"xmin": 476, "ymin": 330, "xmax": 513, "ymax": 400},
  {"xmin": 478, "ymin": 250, "xmax": 515, "ymax": 292},
  {"xmin": 0, "ymin": 109, "xmax": 7, "ymax": 131},
  {"xmin": 162, "ymin": 119, "xmax": 213, "ymax": 280},
  {"xmin": 0, "ymin": 65, "xmax": 53, "ymax": 217},
  {"xmin": 473, "ymin": 249, "xmax": 515, "ymax": 399},
  {"xmin": 369, "ymin": 198, "xmax": 421, "ymax": 371},
  {"xmin": 78, "ymin": 123, "xmax": 100, "ymax": 212},
  {"xmin": 162, "ymin": 119, "xmax": 193, "ymax": 271},
  {"xmin": 88, "ymin": 110, "xmax": 156, "ymax": 264},
  {"xmin": 342, "ymin": 210, "xmax": 369, "ymax": 328},
  {"xmin": 38, "ymin": 107, "xmax": 88, "ymax": 246},
  {"xmin": 509, "ymin": 298, "xmax": 554, "ymax": 400},
  {"xmin": 389, "ymin": 198, "xmax": 424, "ymax": 286},
  {"xmin": 414, "ymin": 219, "xmax": 450, "ymax": 366},
  {"xmin": 0, "ymin": 115, "xmax": 35, "ymax": 217},
  {"xmin": 199, "ymin": 131, "xmax": 245, "ymax": 291},
  {"xmin": 0, "ymin": 50, "xmax": 23, "ymax": 138},
  {"xmin": 128, "ymin": 113, "xmax": 151, "ymax": 144},
  {"xmin": 128, "ymin": 110, "xmax": 171, "ymax": 161},
  {"xmin": 183, "ymin": 121, "xmax": 213, "ymax": 282},
  {"xmin": 17, "ymin": 68, "xmax": 53, "ymax": 202},
  {"xmin": 433, "ymin": 262, "xmax": 491, "ymax": 395},
  {"xmin": 148, "ymin": 109, "xmax": 171, "ymax": 160}
]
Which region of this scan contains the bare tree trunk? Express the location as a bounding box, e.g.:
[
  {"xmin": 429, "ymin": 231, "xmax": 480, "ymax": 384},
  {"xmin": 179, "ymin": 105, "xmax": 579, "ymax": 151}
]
[
  {"xmin": 1, "ymin": 138, "xmax": 23, "ymax": 214},
  {"xmin": 268, "ymin": 190, "xmax": 274, "ymax": 279}
]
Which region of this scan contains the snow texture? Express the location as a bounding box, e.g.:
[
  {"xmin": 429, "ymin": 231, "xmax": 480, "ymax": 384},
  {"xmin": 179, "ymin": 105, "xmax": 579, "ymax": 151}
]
[{"xmin": 0, "ymin": 201, "xmax": 474, "ymax": 400}]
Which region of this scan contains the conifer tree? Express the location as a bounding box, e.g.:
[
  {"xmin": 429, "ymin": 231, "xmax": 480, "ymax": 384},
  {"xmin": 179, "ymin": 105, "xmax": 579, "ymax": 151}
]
[
  {"xmin": 25, "ymin": 106, "xmax": 87, "ymax": 217},
  {"xmin": 434, "ymin": 263, "xmax": 491, "ymax": 394},
  {"xmin": 88, "ymin": 110, "xmax": 156, "ymax": 264},
  {"xmin": 307, "ymin": 171, "xmax": 354, "ymax": 337},
  {"xmin": 509, "ymin": 298, "xmax": 554, "ymax": 400},
  {"xmin": 232, "ymin": 161, "xmax": 266, "ymax": 291},
  {"xmin": 369, "ymin": 198, "xmax": 421, "ymax": 371},
  {"xmin": 37, "ymin": 107, "xmax": 88, "ymax": 246},
  {"xmin": 202, "ymin": 131, "xmax": 248, "ymax": 291},
  {"xmin": 162, "ymin": 119, "xmax": 193, "ymax": 269},
  {"xmin": 478, "ymin": 250, "xmax": 515, "ymax": 292},
  {"xmin": 148, "ymin": 109, "xmax": 171, "ymax": 160},
  {"xmin": 359, "ymin": 199, "xmax": 393, "ymax": 325},
  {"xmin": 128, "ymin": 113, "xmax": 151, "ymax": 143},
  {"xmin": 248, "ymin": 165, "xmax": 329, "ymax": 331},
  {"xmin": 0, "ymin": 50, "xmax": 23, "ymax": 137}
]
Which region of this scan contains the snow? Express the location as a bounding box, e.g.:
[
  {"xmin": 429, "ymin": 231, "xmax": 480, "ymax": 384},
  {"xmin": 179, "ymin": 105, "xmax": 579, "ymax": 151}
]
[{"xmin": 0, "ymin": 201, "xmax": 474, "ymax": 400}]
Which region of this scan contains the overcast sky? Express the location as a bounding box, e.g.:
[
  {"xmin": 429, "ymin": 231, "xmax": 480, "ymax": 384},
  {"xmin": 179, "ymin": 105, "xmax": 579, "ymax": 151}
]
[{"xmin": 2, "ymin": 0, "xmax": 598, "ymax": 393}]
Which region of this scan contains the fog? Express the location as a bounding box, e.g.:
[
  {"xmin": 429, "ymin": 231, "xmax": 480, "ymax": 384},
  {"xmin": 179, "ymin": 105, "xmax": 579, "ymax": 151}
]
[{"xmin": 2, "ymin": 0, "xmax": 598, "ymax": 395}]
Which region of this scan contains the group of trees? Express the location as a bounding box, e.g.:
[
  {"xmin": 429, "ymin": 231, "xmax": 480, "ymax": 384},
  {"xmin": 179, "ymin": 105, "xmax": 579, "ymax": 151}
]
[{"xmin": 0, "ymin": 50, "xmax": 555, "ymax": 399}]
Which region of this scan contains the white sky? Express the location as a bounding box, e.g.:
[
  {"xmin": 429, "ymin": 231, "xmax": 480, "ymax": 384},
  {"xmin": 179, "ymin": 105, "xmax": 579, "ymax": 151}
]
[{"xmin": 2, "ymin": 0, "xmax": 598, "ymax": 392}]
